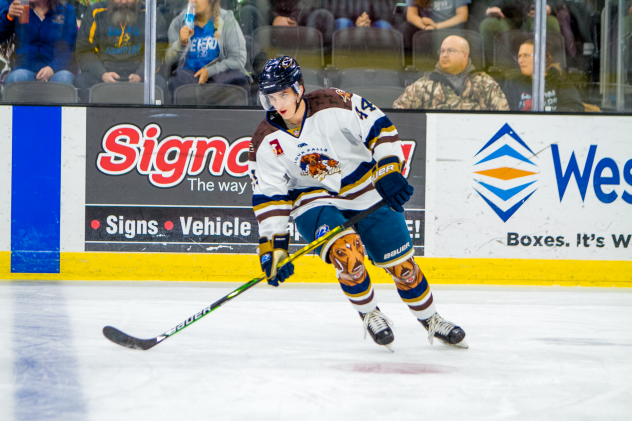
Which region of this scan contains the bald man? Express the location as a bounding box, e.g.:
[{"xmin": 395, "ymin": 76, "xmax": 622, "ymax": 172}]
[{"xmin": 393, "ymin": 36, "xmax": 509, "ymax": 111}]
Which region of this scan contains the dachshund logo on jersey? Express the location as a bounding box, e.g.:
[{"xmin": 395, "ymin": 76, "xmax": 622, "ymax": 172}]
[
  {"xmin": 335, "ymin": 89, "xmax": 352, "ymax": 103},
  {"xmin": 299, "ymin": 153, "xmax": 341, "ymax": 181},
  {"xmin": 269, "ymin": 139, "xmax": 284, "ymax": 157},
  {"xmin": 330, "ymin": 234, "xmax": 367, "ymax": 287},
  {"xmin": 386, "ymin": 257, "xmax": 423, "ymax": 291}
]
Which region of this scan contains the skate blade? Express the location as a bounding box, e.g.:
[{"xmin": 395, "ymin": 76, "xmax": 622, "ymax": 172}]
[
  {"xmin": 438, "ymin": 338, "xmax": 468, "ymax": 349},
  {"xmin": 384, "ymin": 343, "xmax": 394, "ymax": 352}
]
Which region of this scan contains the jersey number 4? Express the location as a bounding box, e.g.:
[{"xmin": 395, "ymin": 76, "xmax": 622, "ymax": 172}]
[{"xmin": 355, "ymin": 98, "xmax": 376, "ymax": 120}]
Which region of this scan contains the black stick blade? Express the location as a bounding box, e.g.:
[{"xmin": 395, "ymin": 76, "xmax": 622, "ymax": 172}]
[{"xmin": 103, "ymin": 326, "xmax": 162, "ymax": 351}]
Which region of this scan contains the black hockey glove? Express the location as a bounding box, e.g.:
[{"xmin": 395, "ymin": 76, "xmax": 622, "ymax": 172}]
[
  {"xmin": 258, "ymin": 233, "xmax": 294, "ymax": 287},
  {"xmin": 372, "ymin": 156, "xmax": 414, "ymax": 213}
]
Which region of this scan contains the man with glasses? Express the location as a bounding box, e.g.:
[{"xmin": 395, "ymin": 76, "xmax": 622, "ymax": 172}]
[{"xmin": 393, "ymin": 35, "xmax": 509, "ymax": 110}]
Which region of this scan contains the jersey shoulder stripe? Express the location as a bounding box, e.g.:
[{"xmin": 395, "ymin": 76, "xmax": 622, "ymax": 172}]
[
  {"xmin": 249, "ymin": 120, "xmax": 280, "ymax": 162},
  {"xmin": 305, "ymin": 88, "xmax": 353, "ymax": 117}
]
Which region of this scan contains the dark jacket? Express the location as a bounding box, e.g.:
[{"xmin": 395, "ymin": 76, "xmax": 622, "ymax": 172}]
[
  {"xmin": 75, "ymin": 0, "xmax": 165, "ymax": 78},
  {"xmin": 490, "ymin": 0, "xmax": 531, "ymax": 27},
  {"xmin": 501, "ymin": 68, "xmax": 583, "ymax": 112},
  {"xmin": 0, "ymin": 0, "xmax": 77, "ymax": 72}
]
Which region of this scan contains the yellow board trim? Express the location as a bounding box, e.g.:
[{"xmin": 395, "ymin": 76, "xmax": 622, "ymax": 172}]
[{"xmin": 0, "ymin": 252, "xmax": 630, "ymax": 287}]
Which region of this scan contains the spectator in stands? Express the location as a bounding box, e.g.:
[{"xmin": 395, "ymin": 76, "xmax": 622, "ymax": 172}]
[
  {"xmin": 393, "ymin": 35, "xmax": 509, "ymax": 110},
  {"xmin": 0, "ymin": 0, "xmax": 77, "ymax": 85},
  {"xmin": 401, "ymin": 0, "xmax": 469, "ymax": 51},
  {"xmin": 334, "ymin": 0, "xmax": 393, "ymax": 30},
  {"xmin": 165, "ymin": 0, "xmax": 249, "ymax": 95},
  {"xmin": 271, "ymin": 0, "xmax": 298, "ymax": 26},
  {"xmin": 228, "ymin": 0, "xmax": 266, "ymax": 37},
  {"xmin": 67, "ymin": 0, "xmax": 97, "ymax": 27},
  {"xmin": 501, "ymin": 39, "xmax": 582, "ymax": 112},
  {"xmin": 293, "ymin": 0, "xmax": 335, "ymax": 46},
  {"xmin": 74, "ymin": 0, "xmax": 168, "ymax": 102},
  {"xmin": 479, "ymin": 0, "xmax": 560, "ymax": 65},
  {"xmin": 283, "ymin": 0, "xmax": 395, "ymax": 46}
]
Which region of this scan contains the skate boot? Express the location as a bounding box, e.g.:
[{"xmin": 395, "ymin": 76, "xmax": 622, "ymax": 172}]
[
  {"xmin": 419, "ymin": 313, "xmax": 468, "ymax": 349},
  {"xmin": 360, "ymin": 308, "xmax": 395, "ymax": 352}
]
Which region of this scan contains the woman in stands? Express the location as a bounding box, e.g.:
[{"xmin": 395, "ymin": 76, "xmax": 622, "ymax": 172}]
[
  {"xmin": 501, "ymin": 39, "xmax": 583, "ymax": 112},
  {"xmin": 401, "ymin": 0, "xmax": 469, "ymax": 51},
  {"xmin": 165, "ymin": 0, "xmax": 250, "ymax": 95},
  {"xmin": 0, "ymin": 0, "xmax": 77, "ymax": 85}
]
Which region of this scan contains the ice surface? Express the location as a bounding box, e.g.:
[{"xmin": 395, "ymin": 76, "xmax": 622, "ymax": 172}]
[{"xmin": 0, "ymin": 281, "xmax": 631, "ymax": 421}]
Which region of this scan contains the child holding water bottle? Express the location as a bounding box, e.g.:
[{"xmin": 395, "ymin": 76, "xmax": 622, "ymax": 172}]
[{"xmin": 165, "ymin": 0, "xmax": 250, "ymax": 96}]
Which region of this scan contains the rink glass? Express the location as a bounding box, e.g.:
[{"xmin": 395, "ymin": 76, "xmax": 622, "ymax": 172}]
[{"xmin": 0, "ymin": 0, "xmax": 628, "ymax": 111}]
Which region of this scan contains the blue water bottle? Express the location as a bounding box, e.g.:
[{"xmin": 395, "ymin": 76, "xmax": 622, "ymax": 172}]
[{"xmin": 184, "ymin": 1, "xmax": 196, "ymax": 29}]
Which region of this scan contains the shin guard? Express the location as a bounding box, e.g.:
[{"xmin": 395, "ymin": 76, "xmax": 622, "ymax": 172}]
[
  {"xmin": 328, "ymin": 233, "xmax": 377, "ymax": 314},
  {"xmin": 386, "ymin": 257, "xmax": 436, "ymax": 320}
]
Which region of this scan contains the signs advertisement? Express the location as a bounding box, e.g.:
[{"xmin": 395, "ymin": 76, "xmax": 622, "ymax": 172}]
[
  {"xmin": 429, "ymin": 115, "xmax": 632, "ymax": 260},
  {"xmin": 85, "ymin": 107, "xmax": 427, "ymax": 255}
]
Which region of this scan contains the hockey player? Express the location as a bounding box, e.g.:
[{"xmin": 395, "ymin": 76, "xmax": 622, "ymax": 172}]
[{"xmin": 249, "ymin": 56, "xmax": 467, "ymax": 351}]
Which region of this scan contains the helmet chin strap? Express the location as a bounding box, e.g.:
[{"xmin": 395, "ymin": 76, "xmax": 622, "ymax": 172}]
[{"xmin": 294, "ymin": 88, "xmax": 304, "ymax": 113}]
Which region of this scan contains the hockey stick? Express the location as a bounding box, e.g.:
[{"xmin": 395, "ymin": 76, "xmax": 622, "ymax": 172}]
[{"xmin": 103, "ymin": 200, "xmax": 386, "ymax": 350}]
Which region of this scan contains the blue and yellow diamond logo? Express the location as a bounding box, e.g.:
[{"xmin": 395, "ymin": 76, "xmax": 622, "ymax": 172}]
[{"xmin": 472, "ymin": 123, "xmax": 540, "ymax": 222}]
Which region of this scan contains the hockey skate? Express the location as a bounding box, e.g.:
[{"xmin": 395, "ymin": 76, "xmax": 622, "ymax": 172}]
[
  {"xmin": 419, "ymin": 313, "xmax": 468, "ymax": 349},
  {"xmin": 360, "ymin": 308, "xmax": 395, "ymax": 352}
]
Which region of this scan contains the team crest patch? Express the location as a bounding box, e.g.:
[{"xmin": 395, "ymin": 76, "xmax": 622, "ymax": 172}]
[
  {"xmin": 269, "ymin": 139, "xmax": 284, "ymax": 157},
  {"xmin": 315, "ymin": 224, "xmax": 330, "ymax": 239},
  {"xmin": 299, "ymin": 153, "xmax": 341, "ymax": 181},
  {"xmin": 335, "ymin": 89, "xmax": 352, "ymax": 103},
  {"xmin": 281, "ymin": 57, "xmax": 293, "ymax": 68}
]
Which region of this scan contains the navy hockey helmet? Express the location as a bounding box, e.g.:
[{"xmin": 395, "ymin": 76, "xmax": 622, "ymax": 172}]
[{"xmin": 258, "ymin": 57, "xmax": 303, "ymax": 110}]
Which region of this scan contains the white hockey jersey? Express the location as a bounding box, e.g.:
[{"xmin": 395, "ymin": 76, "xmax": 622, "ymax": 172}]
[{"xmin": 249, "ymin": 88, "xmax": 405, "ymax": 239}]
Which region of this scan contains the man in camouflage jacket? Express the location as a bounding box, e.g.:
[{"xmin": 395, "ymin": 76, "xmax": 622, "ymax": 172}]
[{"xmin": 393, "ymin": 36, "xmax": 509, "ymax": 111}]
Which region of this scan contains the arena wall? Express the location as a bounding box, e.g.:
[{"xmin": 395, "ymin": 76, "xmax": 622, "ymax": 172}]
[{"xmin": 0, "ymin": 105, "xmax": 629, "ymax": 286}]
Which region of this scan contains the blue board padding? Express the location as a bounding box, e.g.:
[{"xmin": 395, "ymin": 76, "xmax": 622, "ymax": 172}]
[{"xmin": 11, "ymin": 106, "xmax": 62, "ymax": 273}]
